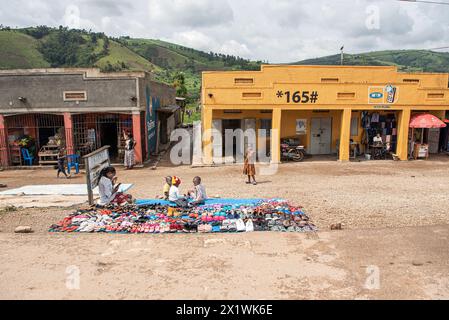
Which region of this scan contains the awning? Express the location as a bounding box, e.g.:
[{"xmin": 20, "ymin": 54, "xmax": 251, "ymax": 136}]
[
  {"xmin": 409, "ymin": 114, "xmax": 447, "ymax": 129},
  {"xmin": 157, "ymin": 105, "xmax": 181, "ymax": 114}
]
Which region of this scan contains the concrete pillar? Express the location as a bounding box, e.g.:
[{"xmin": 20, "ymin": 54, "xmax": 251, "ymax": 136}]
[
  {"xmin": 0, "ymin": 115, "xmax": 10, "ymax": 167},
  {"xmin": 132, "ymin": 112, "xmax": 143, "ymax": 164},
  {"xmin": 397, "ymin": 109, "xmax": 411, "ymax": 161},
  {"xmin": 202, "ymin": 108, "xmax": 213, "ymax": 165},
  {"xmin": 271, "ymin": 108, "xmax": 282, "ymax": 164},
  {"xmin": 63, "ymin": 113, "xmax": 74, "ymax": 155},
  {"xmin": 339, "ymin": 109, "xmax": 352, "ymax": 161}
]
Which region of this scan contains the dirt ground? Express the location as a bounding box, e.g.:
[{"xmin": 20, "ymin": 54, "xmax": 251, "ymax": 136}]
[{"xmin": 0, "ymin": 158, "xmax": 449, "ymax": 299}]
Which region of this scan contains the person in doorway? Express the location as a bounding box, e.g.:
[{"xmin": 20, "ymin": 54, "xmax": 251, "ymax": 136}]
[
  {"xmin": 169, "ymin": 176, "xmax": 189, "ymax": 207},
  {"xmin": 56, "ymin": 148, "xmax": 69, "ymax": 179},
  {"xmin": 243, "ymin": 147, "xmax": 257, "ymax": 185},
  {"xmin": 188, "ymin": 176, "xmax": 207, "ymax": 206},
  {"xmin": 373, "ymin": 133, "xmax": 383, "ymax": 146},
  {"xmin": 123, "ymin": 131, "xmax": 137, "ymax": 170},
  {"xmin": 98, "ymin": 166, "xmax": 132, "ymax": 206}
]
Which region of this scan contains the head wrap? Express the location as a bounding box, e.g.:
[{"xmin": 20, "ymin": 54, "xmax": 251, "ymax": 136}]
[{"xmin": 172, "ymin": 176, "xmax": 181, "ymax": 185}]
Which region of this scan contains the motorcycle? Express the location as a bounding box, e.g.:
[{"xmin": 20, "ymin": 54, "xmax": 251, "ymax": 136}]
[{"xmin": 281, "ymin": 143, "xmax": 306, "ymax": 162}]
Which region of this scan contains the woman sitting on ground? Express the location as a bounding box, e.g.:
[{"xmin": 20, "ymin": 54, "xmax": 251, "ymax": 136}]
[{"xmin": 98, "ymin": 166, "xmax": 133, "ymax": 206}]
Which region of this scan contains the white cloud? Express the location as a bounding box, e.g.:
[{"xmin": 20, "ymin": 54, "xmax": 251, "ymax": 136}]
[
  {"xmin": 147, "ymin": 0, "xmax": 234, "ymax": 27},
  {"xmin": 1, "ymin": 0, "xmax": 448, "ymax": 63},
  {"xmin": 218, "ymin": 40, "xmax": 252, "ymax": 58}
]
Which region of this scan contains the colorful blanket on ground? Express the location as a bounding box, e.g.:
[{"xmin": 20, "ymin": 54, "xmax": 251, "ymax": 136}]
[
  {"xmin": 49, "ymin": 199, "xmax": 317, "ymax": 234},
  {"xmin": 135, "ymin": 198, "xmax": 281, "ymax": 207}
]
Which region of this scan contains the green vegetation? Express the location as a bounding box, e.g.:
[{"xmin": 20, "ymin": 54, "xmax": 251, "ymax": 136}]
[
  {"xmin": 2, "ymin": 25, "xmax": 449, "ymax": 124},
  {"xmin": 293, "ymin": 50, "xmax": 449, "ymax": 73},
  {"xmin": 0, "ymin": 26, "xmax": 261, "ymax": 105},
  {"xmin": 0, "ymin": 30, "xmax": 49, "ymax": 69}
]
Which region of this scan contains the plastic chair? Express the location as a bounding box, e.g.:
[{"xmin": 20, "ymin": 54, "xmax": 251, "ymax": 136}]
[
  {"xmin": 21, "ymin": 148, "xmax": 34, "ymax": 166},
  {"xmin": 66, "ymin": 154, "xmax": 80, "ymax": 174}
]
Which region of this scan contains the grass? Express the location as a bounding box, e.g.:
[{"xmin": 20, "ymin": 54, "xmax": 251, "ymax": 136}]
[
  {"xmin": 183, "ymin": 104, "xmax": 202, "ymax": 125},
  {"xmin": 0, "ymin": 31, "xmax": 50, "ymax": 69},
  {"xmin": 95, "ymin": 40, "xmax": 161, "ymax": 72}
]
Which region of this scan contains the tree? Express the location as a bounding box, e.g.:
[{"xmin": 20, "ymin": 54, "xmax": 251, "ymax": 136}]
[{"xmin": 173, "ymin": 72, "xmax": 187, "ymax": 98}]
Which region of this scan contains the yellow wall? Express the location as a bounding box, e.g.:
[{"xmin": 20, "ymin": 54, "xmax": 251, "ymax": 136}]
[
  {"xmin": 201, "ymin": 65, "xmax": 449, "ymax": 162},
  {"xmin": 280, "ymin": 110, "xmax": 342, "ymax": 152}
]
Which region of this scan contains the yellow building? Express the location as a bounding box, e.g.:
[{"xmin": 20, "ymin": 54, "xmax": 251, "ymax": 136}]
[{"xmin": 201, "ymin": 65, "xmax": 449, "ymax": 164}]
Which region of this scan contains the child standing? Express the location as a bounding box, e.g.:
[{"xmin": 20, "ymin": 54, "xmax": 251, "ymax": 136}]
[
  {"xmin": 56, "ymin": 148, "xmax": 69, "ymax": 179},
  {"xmin": 123, "ymin": 131, "xmax": 136, "ymax": 170},
  {"xmin": 243, "ymin": 147, "xmax": 257, "ymax": 185}
]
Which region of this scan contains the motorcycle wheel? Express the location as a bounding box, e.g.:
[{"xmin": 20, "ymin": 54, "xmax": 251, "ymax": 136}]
[{"xmin": 292, "ymin": 150, "xmax": 305, "ymax": 162}]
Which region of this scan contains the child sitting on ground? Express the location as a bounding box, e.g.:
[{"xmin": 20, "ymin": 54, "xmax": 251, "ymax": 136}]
[
  {"xmin": 188, "ymin": 176, "xmax": 207, "ymax": 206},
  {"xmin": 168, "ymin": 176, "xmax": 188, "ymax": 207},
  {"xmin": 98, "ymin": 166, "xmax": 133, "ymax": 206},
  {"xmin": 157, "ymin": 176, "xmax": 172, "ymax": 200}
]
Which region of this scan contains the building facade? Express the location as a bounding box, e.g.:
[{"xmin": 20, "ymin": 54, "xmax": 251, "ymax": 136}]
[
  {"xmin": 0, "ymin": 68, "xmax": 176, "ymax": 167},
  {"xmin": 201, "ymin": 65, "xmax": 449, "ymax": 164}
]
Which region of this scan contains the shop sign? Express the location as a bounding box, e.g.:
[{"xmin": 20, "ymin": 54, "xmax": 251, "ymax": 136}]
[
  {"xmin": 373, "ymin": 105, "xmax": 392, "ymax": 109},
  {"xmin": 296, "ymin": 119, "xmax": 307, "ymax": 135},
  {"xmin": 83, "ymin": 146, "xmax": 110, "ymax": 205},
  {"xmin": 369, "ymin": 85, "xmax": 398, "ymax": 104},
  {"xmin": 276, "ymin": 90, "xmax": 319, "ymax": 104},
  {"xmin": 146, "ymin": 85, "xmax": 159, "ymax": 156}
]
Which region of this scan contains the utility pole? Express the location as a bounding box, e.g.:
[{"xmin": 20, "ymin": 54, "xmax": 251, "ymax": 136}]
[{"xmin": 340, "ymin": 46, "xmax": 344, "ymax": 65}]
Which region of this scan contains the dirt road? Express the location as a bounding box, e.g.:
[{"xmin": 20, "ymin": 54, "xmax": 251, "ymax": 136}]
[{"xmin": 0, "ymin": 159, "xmax": 448, "ymax": 299}]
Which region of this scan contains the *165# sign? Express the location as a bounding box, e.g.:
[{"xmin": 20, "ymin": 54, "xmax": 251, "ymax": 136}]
[{"xmin": 276, "ymin": 90, "xmax": 319, "ymax": 104}]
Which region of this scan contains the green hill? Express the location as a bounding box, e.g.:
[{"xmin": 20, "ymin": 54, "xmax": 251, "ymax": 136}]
[
  {"xmin": 3, "ymin": 26, "xmax": 449, "ymax": 107},
  {"xmin": 293, "ymin": 50, "xmax": 449, "ymax": 73},
  {"xmin": 0, "ymin": 27, "xmax": 261, "ymax": 103},
  {"xmin": 0, "ymin": 30, "xmax": 50, "ymax": 69}
]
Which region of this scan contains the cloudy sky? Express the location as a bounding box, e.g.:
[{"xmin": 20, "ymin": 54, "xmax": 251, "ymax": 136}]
[{"xmin": 1, "ymin": 0, "xmax": 448, "ymax": 62}]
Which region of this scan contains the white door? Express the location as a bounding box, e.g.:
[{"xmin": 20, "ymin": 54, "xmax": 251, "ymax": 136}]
[
  {"xmin": 310, "ymin": 118, "xmax": 332, "ymax": 155},
  {"xmin": 243, "ymin": 118, "xmax": 257, "ymax": 152},
  {"xmin": 212, "ymin": 119, "xmax": 223, "ymax": 161}
]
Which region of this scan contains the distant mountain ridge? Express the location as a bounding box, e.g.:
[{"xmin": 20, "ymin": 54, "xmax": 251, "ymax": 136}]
[
  {"xmin": 292, "ymin": 50, "xmax": 449, "ymax": 73},
  {"xmin": 2, "ymin": 26, "xmax": 449, "ymax": 102}
]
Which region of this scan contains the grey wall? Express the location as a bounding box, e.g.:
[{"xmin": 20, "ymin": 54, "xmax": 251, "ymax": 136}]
[
  {"xmin": 0, "ymin": 73, "xmax": 139, "ymax": 114},
  {"xmin": 138, "ymin": 74, "xmax": 176, "ymax": 108}
]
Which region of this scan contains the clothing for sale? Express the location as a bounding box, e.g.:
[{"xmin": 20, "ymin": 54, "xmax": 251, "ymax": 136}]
[
  {"xmin": 371, "ymin": 113, "xmax": 380, "ymax": 123},
  {"xmin": 48, "ymin": 200, "xmax": 317, "ymax": 234}
]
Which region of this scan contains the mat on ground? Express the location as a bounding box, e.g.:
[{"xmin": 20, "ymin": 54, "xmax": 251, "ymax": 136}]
[
  {"xmin": 49, "ymin": 199, "xmax": 317, "ymax": 234},
  {"xmin": 0, "ymin": 184, "xmax": 133, "ymax": 196}
]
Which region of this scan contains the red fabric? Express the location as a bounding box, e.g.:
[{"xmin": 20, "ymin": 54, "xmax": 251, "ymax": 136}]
[
  {"xmin": 111, "ymin": 193, "xmax": 132, "ymax": 205},
  {"xmin": 409, "ymin": 114, "xmax": 447, "ymax": 129}
]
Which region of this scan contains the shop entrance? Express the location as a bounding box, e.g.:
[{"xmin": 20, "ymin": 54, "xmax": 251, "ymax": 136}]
[
  {"xmin": 99, "ymin": 123, "xmax": 118, "ymax": 159},
  {"xmin": 72, "ymin": 113, "xmax": 132, "ymax": 162},
  {"xmin": 222, "ymin": 119, "xmax": 243, "ymax": 162},
  {"xmin": 310, "ymin": 118, "xmax": 332, "ymax": 155}
]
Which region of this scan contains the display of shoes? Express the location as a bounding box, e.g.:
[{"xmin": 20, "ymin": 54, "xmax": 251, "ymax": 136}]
[{"xmin": 48, "ymin": 200, "xmax": 317, "ymax": 234}]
